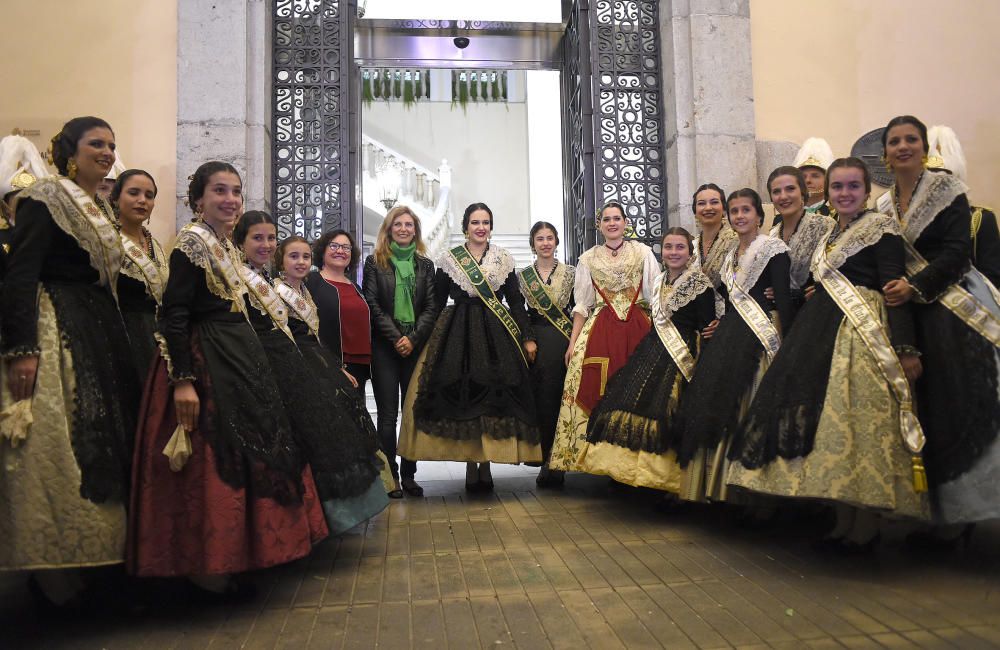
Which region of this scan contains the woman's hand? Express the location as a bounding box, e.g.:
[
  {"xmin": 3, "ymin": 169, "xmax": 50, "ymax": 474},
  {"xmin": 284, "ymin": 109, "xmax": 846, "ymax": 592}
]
[
  {"xmin": 764, "ymin": 287, "xmax": 775, "ymax": 301},
  {"xmin": 342, "ymin": 368, "xmax": 359, "ymax": 388},
  {"xmin": 395, "ymin": 336, "xmax": 413, "ymax": 357},
  {"xmin": 701, "ymin": 319, "xmax": 720, "ymax": 340},
  {"xmin": 883, "ymin": 278, "xmax": 914, "ymax": 307},
  {"xmin": 524, "ymin": 340, "xmax": 538, "ymax": 364},
  {"xmin": 564, "ymin": 338, "xmax": 577, "ymax": 366},
  {"xmin": 900, "ymin": 353, "xmax": 923, "ymax": 384},
  {"xmin": 804, "ymin": 285, "xmax": 816, "ymax": 301},
  {"xmin": 7, "ymin": 355, "xmax": 39, "ymax": 402},
  {"xmin": 173, "ymin": 380, "xmax": 200, "ymax": 432}
]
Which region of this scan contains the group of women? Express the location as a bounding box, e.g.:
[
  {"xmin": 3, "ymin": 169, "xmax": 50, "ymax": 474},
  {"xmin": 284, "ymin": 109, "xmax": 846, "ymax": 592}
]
[{"xmin": 1, "ymin": 113, "xmax": 998, "ymax": 609}]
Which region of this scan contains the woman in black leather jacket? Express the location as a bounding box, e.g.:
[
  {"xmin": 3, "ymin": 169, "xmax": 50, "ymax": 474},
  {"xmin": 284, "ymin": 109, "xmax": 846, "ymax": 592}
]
[{"xmin": 362, "ymin": 206, "xmax": 438, "ymax": 497}]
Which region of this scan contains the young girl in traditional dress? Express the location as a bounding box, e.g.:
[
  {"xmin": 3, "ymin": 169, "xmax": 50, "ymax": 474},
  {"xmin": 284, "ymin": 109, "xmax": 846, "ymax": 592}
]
[
  {"xmin": 400, "ymin": 202, "xmax": 541, "ymax": 492},
  {"xmin": 236, "ymin": 216, "xmax": 388, "ymax": 534},
  {"xmin": 128, "ymin": 163, "xmax": 327, "ymax": 596},
  {"xmin": 729, "ymin": 158, "xmax": 929, "ymax": 550},
  {"xmin": 518, "ymin": 221, "xmax": 575, "ymax": 487},
  {"xmin": 547, "ymin": 201, "xmax": 660, "ymax": 473},
  {"xmin": 674, "ymin": 189, "xmax": 795, "ymax": 503},
  {"xmin": 578, "ymin": 227, "xmax": 716, "ymax": 492},
  {"xmin": 112, "ymin": 169, "xmax": 167, "ymax": 381}
]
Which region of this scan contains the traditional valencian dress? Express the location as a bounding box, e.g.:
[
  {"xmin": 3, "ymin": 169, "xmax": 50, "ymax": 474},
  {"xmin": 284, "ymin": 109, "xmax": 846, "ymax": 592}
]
[
  {"xmin": 578, "ymin": 265, "xmax": 716, "ymax": 491},
  {"xmin": 117, "ymin": 229, "xmax": 168, "ymax": 381},
  {"xmin": 547, "ymin": 240, "xmax": 660, "ymax": 472},
  {"xmin": 693, "ymin": 222, "xmax": 738, "ymax": 290},
  {"xmin": 1, "ymin": 177, "xmax": 140, "ymax": 570},
  {"xmin": 769, "ymin": 211, "xmax": 835, "ymax": 307},
  {"xmin": 128, "ymin": 222, "xmax": 328, "ymax": 577},
  {"xmin": 877, "ymin": 171, "xmax": 1000, "ymax": 524},
  {"xmin": 518, "ymin": 261, "xmax": 575, "ymax": 465},
  {"xmin": 728, "ymin": 212, "xmax": 930, "ymax": 519},
  {"xmin": 399, "ymin": 244, "xmax": 541, "ymax": 463},
  {"xmin": 673, "ymin": 235, "xmax": 794, "ymax": 502},
  {"xmin": 269, "ymin": 275, "xmax": 389, "ymax": 533}
]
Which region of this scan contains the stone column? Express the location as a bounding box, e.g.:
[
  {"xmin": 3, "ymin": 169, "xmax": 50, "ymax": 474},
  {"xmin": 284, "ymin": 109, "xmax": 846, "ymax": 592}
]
[
  {"xmin": 660, "ymin": 0, "xmax": 757, "ymax": 230},
  {"xmin": 175, "ymin": 0, "xmax": 270, "ymax": 229}
]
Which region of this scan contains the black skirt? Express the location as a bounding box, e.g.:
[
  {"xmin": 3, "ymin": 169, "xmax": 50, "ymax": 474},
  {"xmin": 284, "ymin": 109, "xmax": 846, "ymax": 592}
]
[
  {"xmin": 258, "ymin": 330, "xmax": 380, "ymax": 500},
  {"xmin": 673, "ymin": 311, "xmax": 764, "ymax": 466},
  {"xmin": 122, "ymin": 308, "xmax": 158, "ymax": 384},
  {"xmin": 914, "ymin": 294, "xmax": 1000, "ymax": 485},
  {"xmin": 414, "ymin": 299, "xmax": 539, "ymax": 443},
  {"xmin": 531, "ymin": 321, "xmax": 570, "ymax": 459},
  {"xmin": 587, "ymin": 327, "xmax": 692, "ymax": 455},
  {"xmin": 728, "ymin": 289, "xmax": 843, "ymax": 468},
  {"xmin": 45, "ymin": 281, "xmax": 140, "ymax": 504}
]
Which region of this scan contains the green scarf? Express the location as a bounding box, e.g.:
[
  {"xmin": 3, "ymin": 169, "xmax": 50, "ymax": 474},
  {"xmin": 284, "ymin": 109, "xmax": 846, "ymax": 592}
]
[{"xmin": 389, "ymin": 241, "xmax": 417, "ymax": 326}]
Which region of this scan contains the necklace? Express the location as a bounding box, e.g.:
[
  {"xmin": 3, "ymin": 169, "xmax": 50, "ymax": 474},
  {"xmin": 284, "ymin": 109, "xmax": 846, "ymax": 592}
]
[
  {"xmin": 533, "ymin": 259, "xmax": 557, "ymax": 283},
  {"xmin": 894, "ymin": 171, "xmax": 924, "ymax": 220},
  {"xmin": 605, "ymin": 239, "xmax": 626, "ymax": 257}
]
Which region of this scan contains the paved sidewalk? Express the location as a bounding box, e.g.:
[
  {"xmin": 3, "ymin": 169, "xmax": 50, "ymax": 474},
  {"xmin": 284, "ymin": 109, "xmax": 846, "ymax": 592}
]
[{"xmin": 3, "ymin": 465, "xmax": 1000, "ymax": 649}]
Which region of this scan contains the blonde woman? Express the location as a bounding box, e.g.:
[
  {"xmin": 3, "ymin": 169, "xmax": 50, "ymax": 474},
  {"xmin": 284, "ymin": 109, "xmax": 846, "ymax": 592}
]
[{"xmin": 362, "ymin": 206, "xmax": 438, "ymax": 497}]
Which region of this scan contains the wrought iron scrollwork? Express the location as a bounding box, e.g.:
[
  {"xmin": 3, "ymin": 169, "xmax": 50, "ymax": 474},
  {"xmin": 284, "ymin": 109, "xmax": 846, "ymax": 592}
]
[
  {"xmin": 590, "ymin": 0, "xmax": 665, "ymax": 250},
  {"xmin": 272, "ymin": 0, "xmax": 352, "ymax": 240}
]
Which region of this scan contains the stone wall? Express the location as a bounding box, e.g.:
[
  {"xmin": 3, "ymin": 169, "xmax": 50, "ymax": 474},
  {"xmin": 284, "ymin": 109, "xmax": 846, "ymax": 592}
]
[{"xmin": 176, "ymin": 0, "xmax": 270, "ymax": 229}]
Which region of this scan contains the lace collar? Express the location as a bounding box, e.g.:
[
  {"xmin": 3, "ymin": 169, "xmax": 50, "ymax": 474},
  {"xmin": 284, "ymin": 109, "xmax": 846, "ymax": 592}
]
[
  {"xmin": 656, "ymin": 266, "xmax": 713, "ymax": 319},
  {"xmin": 877, "ymin": 170, "xmax": 968, "ymax": 242},
  {"xmin": 518, "ymin": 261, "xmax": 575, "ymax": 309},
  {"xmin": 439, "ymin": 243, "xmax": 515, "ymax": 296},
  {"xmin": 817, "ymin": 211, "xmax": 901, "ymax": 271},
  {"xmin": 722, "ymin": 234, "xmax": 789, "ymax": 292},
  {"xmin": 769, "ymin": 212, "xmax": 835, "ymax": 290},
  {"xmin": 579, "ymin": 240, "xmax": 651, "ymax": 293},
  {"xmin": 120, "ymin": 233, "xmax": 168, "ymax": 303},
  {"xmin": 694, "ymin": 224, "xmax": 739, "ymax": 288}
]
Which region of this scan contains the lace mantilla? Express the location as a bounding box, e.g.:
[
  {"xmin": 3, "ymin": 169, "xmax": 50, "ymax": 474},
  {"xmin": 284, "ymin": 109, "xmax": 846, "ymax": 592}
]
[
  {"xmin": 22, "ymin": 177, "xmax": 122, "ymax": 290},
  {"xmin": 174, "ymin": 223, "xmax": 247, "ymax": 309},
  {"xmin": 439, "ymin": 244, "xmax": 515, "ymax": 296},
  {"xmin": 694, "ymin": 225, "xmax": 739, "ymax": 288},
  {"xmin": 816, "ymin": 212, "xmax": 901, "ymax": 271},
  {"xmin": 770, "ymin": 212, "xmax": 836, "ymax": 290},
  {"xmin": 239, "ymin": 265, "xmax": 296, "ymax": 343},
  {"xmin": 877, "ymin": 170, "xmax": 968, "ymax": 243},
  {"xmin": 518, "ymin": 262, "xmax": 575, "ymax": 310},
  {"xmin": 120, "ymin": 234, "xmax": 168, "ymax": 304},
  {"xmin": 579, "ymin": 240, "xmax": 651, "ymax": 293},
  {"xmin": 657, "ymin": 267, "xmax": 713, "ymax": 319},
  {"xmin": 722, "ymin": 235, "xmax": 789, "ymax": 292}
]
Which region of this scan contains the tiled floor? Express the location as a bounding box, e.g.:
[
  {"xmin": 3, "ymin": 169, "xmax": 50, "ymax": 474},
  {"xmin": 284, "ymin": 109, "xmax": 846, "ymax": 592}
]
[{"xmin": 3, "ymin": 465, "xmax": 1000, "ymax": 649}]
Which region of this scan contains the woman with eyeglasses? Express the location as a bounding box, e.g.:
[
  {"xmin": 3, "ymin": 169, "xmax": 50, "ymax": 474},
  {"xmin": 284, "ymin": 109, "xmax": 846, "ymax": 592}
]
[{"xmin": 305, "ymin": 229, "xmax": 371, "ymax": 396}]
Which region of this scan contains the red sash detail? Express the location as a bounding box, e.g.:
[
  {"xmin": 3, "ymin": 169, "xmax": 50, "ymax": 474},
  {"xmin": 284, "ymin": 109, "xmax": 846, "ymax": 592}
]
[{"xmin": 575, "ymin": 279, "xmax": 650, "ymax": 415}]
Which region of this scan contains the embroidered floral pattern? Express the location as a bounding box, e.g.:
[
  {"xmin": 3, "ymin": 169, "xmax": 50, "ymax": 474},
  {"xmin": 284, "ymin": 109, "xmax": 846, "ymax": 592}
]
[{"xmin": 438, "ymin": 245, "xmax": 515, "ymax": 296}]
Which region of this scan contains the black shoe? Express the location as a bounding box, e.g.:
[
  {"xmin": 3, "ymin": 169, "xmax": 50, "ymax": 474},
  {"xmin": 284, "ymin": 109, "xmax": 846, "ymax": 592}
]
[
  {"xmin": 905, "ymin": 524, "xmax": 975, "ymax": 552},
  {"xmin": 834, "ymin": 534, "xmax": 880, "ymax": 555},
  {"xmin": 401, "ymin": 478, "xmax": 424, "ymax": 497},
  {"xmin": 387, "ymin": 489, "xmax": 404, "ymax": 499}
]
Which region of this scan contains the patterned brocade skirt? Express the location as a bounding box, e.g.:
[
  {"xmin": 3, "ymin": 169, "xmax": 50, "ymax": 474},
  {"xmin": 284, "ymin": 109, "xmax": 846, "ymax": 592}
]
[{"xmin": 727, "ymin": 288, "xmax": 929, "ymax": 519}]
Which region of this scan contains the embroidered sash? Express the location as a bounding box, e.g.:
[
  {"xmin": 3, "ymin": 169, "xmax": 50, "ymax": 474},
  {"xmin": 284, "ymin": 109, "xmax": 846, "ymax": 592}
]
[
  {"xmin": 902, "ymin": 239, "xmax": 1000, "ymax": 348},
  {"xmin": 812, "ymin": 222, "xmax": 925, "ymax": 457},
  {"xmin": 121, "ymin": 233, "xmax": 167, "ymax": 304},
  {"xmin": 274, "ymin": 278, "xmax": 321, "ymax": 339},
  {"xmin": 519, "ymin": 265, "xmax": 573, "ymax": 340},
  {"xmin": 183, "ymin": 222, "xmax": 250, "ymax": 318},
  {"xmin": 449, "ymin": 244, "xmax": 526, "ymax": 364},
  {"xmin": 722, "ymin": 245, "xmax": 782, "ymax": 362},
  {"xmin": 650, "ymin": 272, "xmax": 697, "ymax": 381},
  {"xmin": 239, "ymin": 265, "xmax": 296, "ymax": 344}
]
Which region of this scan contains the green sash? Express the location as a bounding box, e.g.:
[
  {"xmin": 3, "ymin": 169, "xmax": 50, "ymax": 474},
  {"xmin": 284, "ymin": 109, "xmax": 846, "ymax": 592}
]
[
  {"xmin": 519, "ymin": 265, "xmax": 573, "ymax": 340},
  {"xmin": 449, "ymin": 245, "xmax": 527, "ymax": 364}
]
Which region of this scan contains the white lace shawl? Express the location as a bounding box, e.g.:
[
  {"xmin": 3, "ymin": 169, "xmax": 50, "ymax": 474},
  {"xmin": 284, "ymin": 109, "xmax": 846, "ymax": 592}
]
[{"xmin": 438, "ymin": 244, "xmax": 515, "ymax": 297}]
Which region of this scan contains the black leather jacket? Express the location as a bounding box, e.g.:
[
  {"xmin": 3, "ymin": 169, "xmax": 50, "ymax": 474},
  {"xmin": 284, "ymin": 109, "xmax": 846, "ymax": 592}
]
[{"xmin": 362, "ymin": 253, "xmax": 439, "ymax": 350}]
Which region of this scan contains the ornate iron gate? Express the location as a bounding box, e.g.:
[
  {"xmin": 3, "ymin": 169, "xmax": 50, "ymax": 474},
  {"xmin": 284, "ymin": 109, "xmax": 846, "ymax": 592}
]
[
  {"xmin": 562, "ymin": 0, "xmax": 667, "ymax": 260},
  {"xmin": 272, "ymin": 0, "xmax": 357, "ymax": 240}
]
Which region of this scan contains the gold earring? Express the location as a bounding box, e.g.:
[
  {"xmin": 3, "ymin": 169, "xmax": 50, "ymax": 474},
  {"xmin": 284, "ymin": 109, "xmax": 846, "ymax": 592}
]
[
  {"xmin": 67, "ymin": 159, "xmax": 78, "ymax": 180},
  {"xmin": 921, "ymin": 154, "xmax": 929, "ymax": 168}
]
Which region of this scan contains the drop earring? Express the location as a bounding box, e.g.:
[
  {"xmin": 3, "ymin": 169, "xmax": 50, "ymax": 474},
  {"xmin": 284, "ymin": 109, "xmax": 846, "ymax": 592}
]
[{"xmin": 67, "ymin": 159, "xmax": 78, "ymax": 180}]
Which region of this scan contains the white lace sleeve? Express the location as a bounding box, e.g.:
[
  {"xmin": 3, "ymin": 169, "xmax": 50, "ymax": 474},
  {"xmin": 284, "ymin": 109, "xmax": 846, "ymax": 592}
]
[
  {"xmin": 641, "ymin": 248, "xmax": 661, "ymax": 304},
  {"xmin": 572, "ymin": 260, "xmax": 596, "ymax": 318}
]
